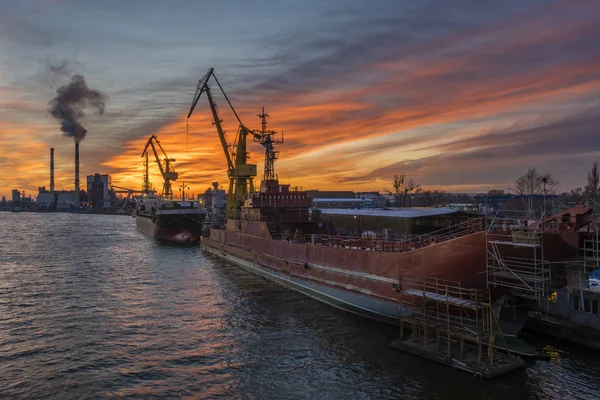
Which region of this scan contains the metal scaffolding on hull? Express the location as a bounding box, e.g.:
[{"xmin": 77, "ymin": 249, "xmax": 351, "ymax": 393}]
[
  {"xmin": 485, "ymin": 210, "xmax": 551, "ymax": 301},
  {"xmin": 397, "ymin": 277, "xmax": 499, "ymax": 364},
  {"xmin": 391, "ymin": 275, "xmax": 525, "ymax": 378}
]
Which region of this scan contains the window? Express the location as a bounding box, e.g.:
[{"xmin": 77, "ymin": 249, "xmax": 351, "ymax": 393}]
[
  {"xmin": 572, "ymin": 295, "xmax": 599, "ymax": 314},
  {"xmin": 585, "ymin": 298, "xmax": 591, "ymax": 313}
]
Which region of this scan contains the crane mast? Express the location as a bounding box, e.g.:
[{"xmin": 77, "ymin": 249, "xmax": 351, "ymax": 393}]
[
  {"xmin": 187, "ymin": 68, "xmax": 257, "ymax": 220},
  {"xmin": 141, "ymin": 135, "xmax": 178, "ymax": 198}
]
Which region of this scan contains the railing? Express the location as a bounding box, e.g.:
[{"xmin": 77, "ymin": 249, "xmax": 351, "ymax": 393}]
[
  {"xmin": 412, "ymin": 217, "xmax": 484, "ymax": 244},
  {"xmin": 272, "ymin": 217, "xmax": 484, "ymax": 254}
]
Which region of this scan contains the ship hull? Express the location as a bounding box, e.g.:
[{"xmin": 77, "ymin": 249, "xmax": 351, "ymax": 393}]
[
  {"xmin": 203, "ymin": 220, "xmax": 578, "ymax": 327},
  {"xmin": 204, "ymin": 245, "xmax": 403, "ymax": 323},
  {"xmin": 136, "ymin": 212, "xmax": 204, "ymax": 244},
  {"xmin": 203, "ymin": 220, "xmax": 488, "ymax": 323}
]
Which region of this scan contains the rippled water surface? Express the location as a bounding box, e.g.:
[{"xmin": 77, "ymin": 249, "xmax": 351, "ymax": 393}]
[{"xmin": 1, "ymin": 213, "xmax": 599, "ymax": 399}]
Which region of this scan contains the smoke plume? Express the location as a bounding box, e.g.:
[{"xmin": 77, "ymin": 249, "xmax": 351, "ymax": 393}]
[{"xmin": 48, "ymin": 74, "xmax": 107, "ymax": 143}]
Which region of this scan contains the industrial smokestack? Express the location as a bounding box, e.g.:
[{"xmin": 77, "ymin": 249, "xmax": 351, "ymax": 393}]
[
  {"xmin": 50, "ymin": 148, "xmax": 55, "ymax": 192},
  {"xmin": 74, "ymin": 142, "xmax": 80, "ymax": 206}
]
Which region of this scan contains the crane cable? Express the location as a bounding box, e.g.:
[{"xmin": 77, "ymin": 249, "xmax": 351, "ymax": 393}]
[{"xmin": 186, "ymin": 120, "xmax": 189, "ymax": 155}]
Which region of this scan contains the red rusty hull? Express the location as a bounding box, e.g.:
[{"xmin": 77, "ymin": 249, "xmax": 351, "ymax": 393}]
[
  {"xmin": 204, "ymin": 221, "xmax": 490, "ymax": 314},
  {"xmin": 204, "ymin": 221, "xmax": 579, "ymax": 314}
]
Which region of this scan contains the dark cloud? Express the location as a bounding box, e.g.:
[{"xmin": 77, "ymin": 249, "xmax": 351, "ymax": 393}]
[
  {"xmin": 415, "ymin": 106, "xmax": 600, "ymax": 158},
  {"xmin": 35, "ymin": 54, "xmax": 83, "ymax": 89},
  {"xmin": 352, "ymin": 106, "xmax": 600, "ymax": 188},
  {"xmin": 224, "ymin": 0, "xmax": 600, "ymax": 163},
  {"xmin": 242, "ymin": 0, "xmax": 553, "ymax": 97}
]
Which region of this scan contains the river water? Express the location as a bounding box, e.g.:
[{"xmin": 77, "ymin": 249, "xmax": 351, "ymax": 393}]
[{"xmin": 0, "ymin": 213, "xmax": 598, "ymax": 399}]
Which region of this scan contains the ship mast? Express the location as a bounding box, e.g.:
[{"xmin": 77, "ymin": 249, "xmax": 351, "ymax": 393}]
[{"xmin": 253, "ymin": 107, "xmax": 283, "ymax": 183}]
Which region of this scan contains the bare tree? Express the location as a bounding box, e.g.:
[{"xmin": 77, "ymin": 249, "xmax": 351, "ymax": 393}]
[
  {"xmin": 514, "ymin": 168, "xmax": 558, "ymax": 215},
  {"xmin": 585, "ymin": 161, "xmax": 599, "ymax": 213},
  {"xmin": 569, "ymin": 187, "xmax": 585, "ymax": 204},
  {"xmin": 392, "ymin": 174, "xmax": 404, "ymax": 209},
  {"xmin": 431, "ymin": 190, "xmax": 448, "ymax": 207},
  {"xmin": 403, "ymin": 177, "xmax": 420, "ymax": 208},
  {"xmin": 390, "ymin": 174, "xmax": 421, "ymax": 208}
]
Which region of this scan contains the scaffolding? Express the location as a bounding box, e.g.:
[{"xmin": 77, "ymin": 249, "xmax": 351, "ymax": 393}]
[
  {"xmin": 563, "ymin": 228, "xmax": 600, "ymax": 300},
  {"xmin": 485, "ymin": 210, "xmax": 551, "ymax": 301},
  {"xmin": 396, "ymin": 276, "xmax": 501, "ymax": 368},
  {"xmin": 582, "ymin": 228, "xmax": 600, "ymax": 275}
]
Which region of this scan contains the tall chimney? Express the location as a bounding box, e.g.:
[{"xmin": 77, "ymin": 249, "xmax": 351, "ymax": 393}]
[
  {"xmin": 74, "ymin": 142, "xmax": 80, "ymax": 207},
  {"xmin": 50, "ymin": 148, "xmax": 55, "ymax": 192}
]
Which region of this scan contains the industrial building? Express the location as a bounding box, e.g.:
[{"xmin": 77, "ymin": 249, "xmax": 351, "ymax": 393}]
[
  {"xmin": 11, "ymin": 189, "xmax": 21, "ymax": 206},
  {"xmin": 87, "ymin": 173, "xmax": 111, "ymax": 210},
  {"xmin": 308, "ymin": 190, "xmax": 368, "ymax": 209},
  {"xmin": 355, "ymin": 192, "xmax": 387, "ymax": 208},
  {"xmin": 29, "ymin": 146, "xmax": 98, "ymax": 211},
  {"xmin": 317, "ymin": 207, "xmax": 476, "ymax": 237},
  {"xmin": 36, "ymin": 187, "xmax": 55, "ymax": 210},
  {"xmin": 307, "ymin": 190, "xmax": 388, "ymax": 209},
  {"xmin": 56, "ymin": 191, "xmax": 83, "ymax": 211},
  {"xmin": 199, "ymin": 182, "xmax": 227, "ymax": 218}
]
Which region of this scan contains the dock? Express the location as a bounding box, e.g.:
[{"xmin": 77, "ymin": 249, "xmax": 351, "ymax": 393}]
[
  {"xmin": 390, "ymin": 276, "xmax": 525, "ymax": 379},
  {"xmin": 525, "ymin": 311, "xmax": 600, "ymax": 350},
  {"xmin": 390, "ymin": 337, "xmax": 525, "ymax": 379}
]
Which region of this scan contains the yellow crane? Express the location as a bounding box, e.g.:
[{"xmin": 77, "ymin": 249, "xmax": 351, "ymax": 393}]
[
  {"xmin": 187, "ymin": 68, "xmax": 258, "ymax": 219},
  {"xmin": 141, "ymin": 135, "xmax": 178, "ymax": 198}
]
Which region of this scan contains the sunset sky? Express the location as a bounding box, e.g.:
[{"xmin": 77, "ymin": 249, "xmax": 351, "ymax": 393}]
[{"xmin": 1, "ymin": 0, "xmax": 600, "ymax": 198}]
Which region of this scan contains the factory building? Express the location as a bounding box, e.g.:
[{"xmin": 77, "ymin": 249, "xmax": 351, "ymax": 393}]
[
  {"xmin": 355, "ymin": 192, "xmax": 387, "ymax": 208},
  {"xmin": 318, "ymin": 208, "xmax": 475, "ymax": 238},
  {"xmin": 56, "ymin": 192, "xmax": 77, "ymax": 211},
  {"xmin": 11, "ymin": 189, "xmax": 21, "ymax": 206},
  {"xmin": 87, "ymin": 173, "xmax": 111, "ymax": 210},
  {"xmin": 199, "ymin": 182, "xmax": 227, "ymax": 217},
  {"xmin": 36, "ymin": 187, "xmax": 55, "ymax": 210}
]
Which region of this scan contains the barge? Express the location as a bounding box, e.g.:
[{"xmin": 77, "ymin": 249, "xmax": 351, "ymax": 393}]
[{"xmin": 135, "ymin": 195, "xmax": 206, "ymax": 244}]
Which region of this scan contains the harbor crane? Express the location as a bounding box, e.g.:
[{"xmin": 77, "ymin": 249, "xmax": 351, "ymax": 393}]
[
  {"xmin": 187, "ymin": 68, "xmax": 259, "ymax": 220},
  {"xmin": 141, "ymin": 135, "xmax": 178, "ymax": 198}
]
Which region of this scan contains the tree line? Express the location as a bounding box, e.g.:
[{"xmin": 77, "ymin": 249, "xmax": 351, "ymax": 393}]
[
  {"xmin": 389, "ymin": 173, "xmax": 471, "ymax": 208},
  {"xmin": 390, "ymin": 161, "xmax": 600, "ymax": 211}
]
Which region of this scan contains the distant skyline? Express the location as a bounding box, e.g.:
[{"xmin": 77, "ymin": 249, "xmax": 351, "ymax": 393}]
[{"xmin": 2, "ymin": 0, "xmax": 600, "ymax": 197}]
